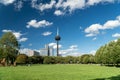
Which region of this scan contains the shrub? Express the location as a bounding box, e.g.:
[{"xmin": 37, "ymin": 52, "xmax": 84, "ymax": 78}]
[{"xmin": 16, "ymin": 54, "xmax": 28, "ymax": 64}]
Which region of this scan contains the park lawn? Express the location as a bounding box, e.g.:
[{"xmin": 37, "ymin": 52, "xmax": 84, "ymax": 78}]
[{"xmin": 0, "ymin": 64, "xmax": 120, "ymax": 80}]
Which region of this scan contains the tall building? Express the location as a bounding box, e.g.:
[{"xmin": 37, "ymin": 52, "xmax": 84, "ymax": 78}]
[{"xmin": 40, "ymin": 44, "xmax": 54, "ymax": 56}]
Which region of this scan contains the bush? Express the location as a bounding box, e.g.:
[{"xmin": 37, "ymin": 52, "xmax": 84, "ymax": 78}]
[
  {"xmin": 28, "ymin": 56, "xmax": 43, "ymax": 64},
  {"xmin": 16, "ymin": 54, "xmax": 28, "ymax": 64},
  {"xmin": 43, "ymin": 56, "xmax": 55, "ymax": 64}
]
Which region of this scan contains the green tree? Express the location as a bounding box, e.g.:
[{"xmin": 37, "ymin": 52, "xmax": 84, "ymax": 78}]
[
  {"xmin": 64, "ymin": 56, "xmax": 74, "ymax": 64},
  {"xmin": 0, "ymin": 32, "xmax": 19, "ymax": 65},
  {"xmin": 89, "ymin": 55, "xmax": 95, "ymax": 63},
  {"xmin": 29, "ymin": 56, "xmax": 43, "ymax": 64},
  {"xmin": 95, "ymin": 39, "xmax": 120, "ymax": 66},
  {"xmin": 43, "ymin": 56, "xmax": 55, "ymax": 64},
  {"xmin": 0, "ymin": 47, "xmax": 3, "ymax": 59},
  {"xmin": 112, "ymin": 39, "xmax": 120, "ymax": 65},
  {"xmin": 95, "ymin": 46, "xmax": 105, "ymax": 64},
  {"xmin": 105, "ymin": 41, "xmax": 116, "ymax": 64},
  {"xmin": 16, "ymin": 54, "xmax": 28, "ymax": 64},
  {"xmin": 80, "ymin": 54, "xmax": 95, "ymax": 64}
]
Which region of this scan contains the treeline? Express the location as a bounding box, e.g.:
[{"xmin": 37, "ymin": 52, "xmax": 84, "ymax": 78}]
[
  {"xmin": 95, "ymin": 38, "xmax": 120, "ymax": 66},
  {"xmin": 14, "ymin": 54, "xmax": 95, "ymax": 65}
]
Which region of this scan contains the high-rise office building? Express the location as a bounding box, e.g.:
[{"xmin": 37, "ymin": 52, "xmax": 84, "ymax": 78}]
[{"xmin": 40, "ymin": 44, "xmax": 54, "ymax": 56}]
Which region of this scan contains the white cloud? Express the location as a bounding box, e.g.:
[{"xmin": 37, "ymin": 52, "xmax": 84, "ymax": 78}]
[
  {"xmin": 87, "ymin": 0, "xmax": 102, "ymax": 6},
  {"xmin": 14, "ymin": 1, "xmax": 23, "ymax": 11},
  {"xmin": 12, "ymin": 32, "xmax": 22, "ymax": 39},
  {"xmin": 59, "ymin": 45, "xmax": 80, "ymax": 56},
  {"xmin": 2, "ymin": 29, "xmax": 12, "ymax": 32},
  {"xmin": 19, "ymin": 48, "xmax": 29, "ymax": 54},
  {"xmin": 55, "ymin": 0, "xmax": 63, "ymax": 8},
  {"xmin": 31, "ymin": 0, "xmax": 56, "ymax": 11},
  {"xmin": 86, "ymin": 0, "xmax": 114, "ymax": 6},
  {"xmin": 2, "ymin": 29, "xmax": 28, "ymax": 42},
  {"xmin": 0, "ymin": 0, "xmax": 24, "ymax": 10},
  {"xmin": 70, "ymin": 45, "xmax": 78, "ymax": 49},
  {"xmin": 19, "ymin": 38, "xmax": 28, "ymax": 42},
  {"xmin": 117, "ymin": 16, "xmax": 120, "ymax": 21},
  {"xmin": 62, "ymin": 0, "xmax": 85, "ymax": 12},
  {"xmin": 90, "ymin": 50, "xmax": 96, "ymax": 55},
  {"xmin": 26, "ymin": 20, "xmax": 53, "ymax": 28},
  {"xmin": 19, "ymin": 48, "xmax": 31, "ymax": 55},
  {"xmin": 85, "ymin": 24, "xmax": 102, "ymax": 37},
  {"xmin": 103, "ymin": 20, "xmax": 120, "ymax": 29},
  {"xmin": 49, "ymin": 43, "xmax": 56, "ymax": 47},
  {"xmin": 54, "ymin": 10, "xmax": 64, "ymax": 16},
  {"xmin": 62, "ymin": 52, "xmax": 81, "ymax": 57},
  {"xmin": 42, "ymin": 31, "xmax": 52, "ymax": 36},
  {"xmin": 53, "ymin": 44, "xmax": 62, "ymax": 49},
  {"xmin": 85, "ymin": 33, "xmax": 96, "ymax": 37},
  {"xmin": 31, "ymin": 0, "xmax": 117, "ymax": 15},
  {"xmin": 0, "ymin": 0, "xmax": 117, "ymax": 16},
  {"xmin": 2, "ymin": 29, "xmax": 22, "ymax": 39},
  {"xmin": 55, "ymin": 0, "xmax": 86, "ymax": 13},
  {"xmin": 0, "ymin": 0, "xmax": 15, "ymax": 5},
  {"xmin": 49, "ymin": 42, "xmax": 62, "ymax": 49},
  {"xmin": 85, "ymin": 15, "xmax": 120, "ymax": 37},
  {"xmin": 112, "ymin": 33, "xmax": 120, "ymax": 38}
]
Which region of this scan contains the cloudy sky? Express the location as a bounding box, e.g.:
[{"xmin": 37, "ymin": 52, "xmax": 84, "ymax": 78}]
[{"xmin": 0, "ymin": 0, "xmax": 120, "ymax": 56}]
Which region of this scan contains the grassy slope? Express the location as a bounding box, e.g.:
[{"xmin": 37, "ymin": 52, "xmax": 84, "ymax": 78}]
[{"xmin": 0, "ymin": 64, "xmax": 120, "ymax": 80}]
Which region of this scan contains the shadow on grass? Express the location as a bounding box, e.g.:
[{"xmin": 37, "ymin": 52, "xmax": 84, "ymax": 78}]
[
  {"xmin": 105, "ymin": 65, "xmax": 120, "ymax": 68},
  {"xmin": 92, "ymin": 75, "xmax": 120, "ymax": 80}
]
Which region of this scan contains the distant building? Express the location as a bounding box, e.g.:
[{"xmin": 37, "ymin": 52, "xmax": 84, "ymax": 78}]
[
  {"xmin": 40, "ymin": 48, "xmax": 48, "ymax": 56},
  {"xmin": 49, "ymin": 48, "xmax": 54, "ymax": 56},
  {"xmin": 40, "ymin": 44, "xmax": 54, "ymax": 56},
  {"xmin": 28, "ymin": 50, "xmax": 40, "ymax": 56},
  {"xmin": 19, "ymin": 48, "xmax": 40, "ymax": 56}
]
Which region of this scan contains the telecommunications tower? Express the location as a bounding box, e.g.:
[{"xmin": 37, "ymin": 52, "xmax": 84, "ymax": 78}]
[{"xmin": 55, "ymin": 28, "xmax": 61, "ymax": 56}]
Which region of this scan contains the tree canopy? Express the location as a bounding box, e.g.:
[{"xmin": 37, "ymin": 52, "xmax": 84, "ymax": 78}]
[
  {"xmin": 0, "ymin": 32, "xmax": 19, "ymax": 65},
  {"xmin": 95, "ymin": 39, "xmax": 120, "ymax": 65}
]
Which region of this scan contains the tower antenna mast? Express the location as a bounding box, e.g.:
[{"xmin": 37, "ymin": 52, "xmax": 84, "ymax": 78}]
[{"xmin": 55, "ymin": 27, "xmax": 61, "ymax": 56}]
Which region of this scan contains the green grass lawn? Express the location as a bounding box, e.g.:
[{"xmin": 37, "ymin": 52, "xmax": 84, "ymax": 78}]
[{"xmin": 0, "ymin": 64, "xmax": 120, "ymax": 80}]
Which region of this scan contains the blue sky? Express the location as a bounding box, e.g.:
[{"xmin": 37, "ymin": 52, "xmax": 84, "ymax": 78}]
[{"xmin": 0, "ymin": 0, "xmax": 120, "ymax": 56}]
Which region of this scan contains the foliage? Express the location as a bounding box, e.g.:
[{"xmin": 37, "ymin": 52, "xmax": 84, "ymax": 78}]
[
  {"xmin": 31, "ymin": 56, "xmax": 94, "ymax": 64},
  {"xmin": 43, "ymin": 56, "xmax": 55, "ymax": 64},
  {"xmin": 95, "ymin": 39, "xmax": 120, "ymax": 65},
  {"xmin": 0, "ymin": 32, "xmax": 19, "ymax": 65},
  {"xmin": 28, "ymin": 56, "xmax": 43, "ymax": 64},
  {"xmin": 54, "ymin": 56, "xmax": 63, "ymax": 64},
  {"xmin": 80, "ymin": 54, "xmax": 94, "ymax": 64},
  {"xmin": 16, "ymin": 54, "xmax": 28, "ymax": 64}
]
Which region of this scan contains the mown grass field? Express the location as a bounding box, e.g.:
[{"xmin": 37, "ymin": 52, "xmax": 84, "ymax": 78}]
[{"xmin": 0, "ymin": 64, "xmax": 120, "ymax": 80}]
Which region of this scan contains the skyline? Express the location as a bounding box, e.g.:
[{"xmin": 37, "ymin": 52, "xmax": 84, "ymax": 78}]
[{"xmin": 0, "ymin": 0, "xmax": 120, "ymax": 56}]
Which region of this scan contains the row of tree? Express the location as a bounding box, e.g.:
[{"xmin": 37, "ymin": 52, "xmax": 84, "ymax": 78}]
[
  {"xmin": 15, "ymin": 54, "xmax": 95, "ymax": 65},
  {"xmin": 95, "ymin": 39, "xmax": 120, "ymax": 66}
]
